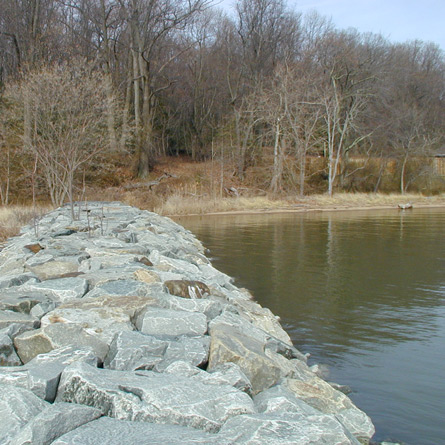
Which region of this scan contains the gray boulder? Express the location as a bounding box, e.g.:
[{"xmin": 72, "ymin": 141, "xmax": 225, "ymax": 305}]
[
  {"xmin": 105, "ymin": 331, "xmax": 209, "ymax": 371},
  {"xmin": 0, "ymin": 272, "xmax": 38, "ymax": 289},
  {"xmin": 83, "ymin": 279, "xmax": 150, "ymax": 299},
  {"xmin": 9, "ymin": 402, "xmax": 102, "ymax": 445},
  {"xmin": 284, "ymin": 376, "xmax": 375, "ymax": 441},
  {"xmin": 208, "ymin": 323, "xmax": 294, "ymax": 395},
  {"xmin": 56, "ymin": 361, "xmax": 255, "ymax": 432},
  {"xmin": 217, "ymin": 412, "xmax": 360, "ymax": 444},
  {"xmin": 0, "ymin": 328, "xmax": 21, "ymax": 366},
  {"xmin": 26, "ymin": 259, "xmax": 79, "ymax": 280},
  {"xmin": 0, "ymin": 346, "xmax": 98, "ymax": 401},
  {"xmin": 0, "ymin": 310, "xmax": 39, "ymax": 330},
  {"xmin": 0, "ymin": 288, "xmax": 50, "ymax": 314},
  {"xmin": 0, "ymin": 383, "xmax": 48, "ymax": 443},
  {"xmin": 19, "ymin": 277, "xmax": 88, "ymax": 302},
  {"xmin": 104, "ymin": 331, "xmax": 167, "ymax": 371}
]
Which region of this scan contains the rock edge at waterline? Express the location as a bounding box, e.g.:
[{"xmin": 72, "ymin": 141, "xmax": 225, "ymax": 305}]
[{"xmin": 0, "ymin": 202, "xmax": 375, "ymax": 444}]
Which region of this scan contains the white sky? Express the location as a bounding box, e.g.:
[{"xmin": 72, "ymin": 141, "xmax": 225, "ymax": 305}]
[{"xmin": 221, "ymin": 0, "xmax": 445, "ymax": 50}]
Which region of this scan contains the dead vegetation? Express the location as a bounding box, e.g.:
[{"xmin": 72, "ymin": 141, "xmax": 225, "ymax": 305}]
[{"xmin": 0, "ymin": 205, "xmax": 50, "ymax": 242}]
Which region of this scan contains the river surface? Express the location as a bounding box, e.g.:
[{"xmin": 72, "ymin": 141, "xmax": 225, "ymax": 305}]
[{"xmin": 175, "ymin": 208, "xmax": 445, "ymax": 445}]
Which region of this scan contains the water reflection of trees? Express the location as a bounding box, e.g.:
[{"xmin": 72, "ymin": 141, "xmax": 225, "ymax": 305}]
[{"xmin": 178, "ymin": 210, "xmax": 445, "ymax": 358}]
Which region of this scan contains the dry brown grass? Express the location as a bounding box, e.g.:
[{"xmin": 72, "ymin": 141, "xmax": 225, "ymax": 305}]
[
  {"xmin": 0, "ymin": 205, "xmax": 51, "ymax": 242},
  {"xmin": 301, "ymin": 192, "xmax": 445, "ymax": 209},
  {"xmin": 154, "ymin": 194, "xmax": 294, "ymax": 216},
  {"xmin": 155, "ymin": 192, "xmax": 445, "ymax": 216}
]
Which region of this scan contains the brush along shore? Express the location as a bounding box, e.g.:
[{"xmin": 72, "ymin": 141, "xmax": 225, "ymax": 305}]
[{"xmin": 1, "ymin": 193, "xmax": 445, "ymax": 243}]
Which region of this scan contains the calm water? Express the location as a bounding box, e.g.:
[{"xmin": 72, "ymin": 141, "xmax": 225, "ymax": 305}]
[{"xmin": 176, "ymin": 208, "xmax": 445, "ymax": 445}]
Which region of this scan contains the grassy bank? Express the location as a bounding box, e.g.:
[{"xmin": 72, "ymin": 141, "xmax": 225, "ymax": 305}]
[{"xmin": 155, "ymin": 192, "xmax": 445, "ymax": 216}]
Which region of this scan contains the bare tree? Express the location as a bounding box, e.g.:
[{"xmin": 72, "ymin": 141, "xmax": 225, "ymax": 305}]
[{"xmin": 6, "ymin": 60, "xmax": 111, "ymax": 217}]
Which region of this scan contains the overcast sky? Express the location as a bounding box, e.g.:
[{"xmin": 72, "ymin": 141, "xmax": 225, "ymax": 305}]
[
  {"xmin": 293, "ymin": 1, "xmax": 445, "ymax": 49},
  {"xmin": 222, "ymin": 0, "xmax": 445, "ymax": 50}
]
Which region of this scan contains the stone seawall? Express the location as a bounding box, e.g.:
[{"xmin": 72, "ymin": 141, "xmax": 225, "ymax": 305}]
[{"xmin": 0, "ymin": 202, "xmax": 374, "ymax": 444}]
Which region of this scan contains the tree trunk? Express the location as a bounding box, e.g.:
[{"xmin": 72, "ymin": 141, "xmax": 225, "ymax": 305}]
[
  {"xmin": 270, "ymin": 118, "xmax": 283, "ymax": 194},
  {"xmin": 400, "ymin": 153, "xmax": 408, "ymax": 194},
  {"xmin": 299, "ymin": 151, "xmax": 306, "ymax": 196}
]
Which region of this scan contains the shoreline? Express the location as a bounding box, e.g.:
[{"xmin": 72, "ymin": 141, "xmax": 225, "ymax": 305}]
[{"xmin": 168, "ymin": 201, "xmax": 445, "ymax": 218}]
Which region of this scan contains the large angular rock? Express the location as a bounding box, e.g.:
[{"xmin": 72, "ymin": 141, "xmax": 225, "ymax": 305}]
[
  {"xmin": 208, "ymin": 323, "xmax": 294, "ymax": 395},
  {"xmin": 284, "ymin": 376, "xmax": 375, "ymax": 441},
  {"xmin": 209, "ymin": 310, "xmax": 303, "ymax": 361},
  {"xmin": 217, "ymin": 412, "xmax": 360, "ymax": 444},
  {"xmin": 0, "ymin": 328, "xmax": 21, "ymax": 366},
  {"xmin": 231, "ymin": 298, "xmax": 293, "ymax": 346},
  {"xmin": 105, "ymin": 331, "xmax": 209, "ymax": 371},
  {"xmin": 52, "ymin": 416, "xmax": 224, "ymax": 445},
  {"xmin": 14, "ymin": 323, "xmax": 108, "ymax": 364},
  {"xmin": 56, "ymin": 361, "xmax": 255, "ymax": 432},
  {"xmin": 0, "ymin": 346, "xmax": 98, "ymax": 401},
  {"xmin": 0, "ymin": 253, "xmax": 29, "ymax": 275},
  {"xmin": 159, "ymin": 335, "xmax": 210, "ymax": 369},
  {"xmin": 40, "ymin": 294, "xmax": 158, "ymax": 344},
  {"xmin": 0, "ymin": 384, "xmax": 48, "ymax": 443},
  {"xmin": 104, "ymin": 331, "xmax": 166, "ymax": 370},
  {"xmin": 9, "ymin": 402, "xmax": 102, "ymax": 445},
  {"xmin": 135, "ymin": 307, "xmax": 208, "ymax": 337}
]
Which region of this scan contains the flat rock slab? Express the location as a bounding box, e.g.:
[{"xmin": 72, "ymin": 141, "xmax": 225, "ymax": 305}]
[
  {"xmin": 217, "ymin": 412, "xmax": 360, "ymax": 444},
  {"xmin": 52, "ymin": 416, "xmax": 225, "ymax": 445},
  {"xmin": 136, "ymin": 307, "xmax": 208, "ymax": 337},
  {"xmin": 0, "ymin": 310, "xmax": 39, "ymax": 330},
  {"xmin": 83, "ymin": 279, "xmax": 151, "ymax": 299},
  {"xmin": 19, "ymin": 277, "xmax": 89, "ymax": 302},
  {"xmin": 26, "ymin": 259, "xmax": 80, "ymax": 280},
  {"xmin": 56, "ymin": 361, "xmax": 255, "ymax": 432}
]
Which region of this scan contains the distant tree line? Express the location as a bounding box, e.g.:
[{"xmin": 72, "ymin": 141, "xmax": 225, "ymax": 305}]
[{"xmin": 0, "ymin": 0, "xmax": 444, "ymax": 203}]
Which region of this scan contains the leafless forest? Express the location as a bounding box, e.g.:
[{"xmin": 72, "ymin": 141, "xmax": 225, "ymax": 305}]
[{"xmin": 0, "ymin": 0, "xmax": 444, "ymax": 206}]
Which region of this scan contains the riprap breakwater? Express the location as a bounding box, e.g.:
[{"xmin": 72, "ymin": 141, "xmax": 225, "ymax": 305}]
[{"xmin": 0, "ymin": 202, "xmax": 374, "ymax": 444}]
